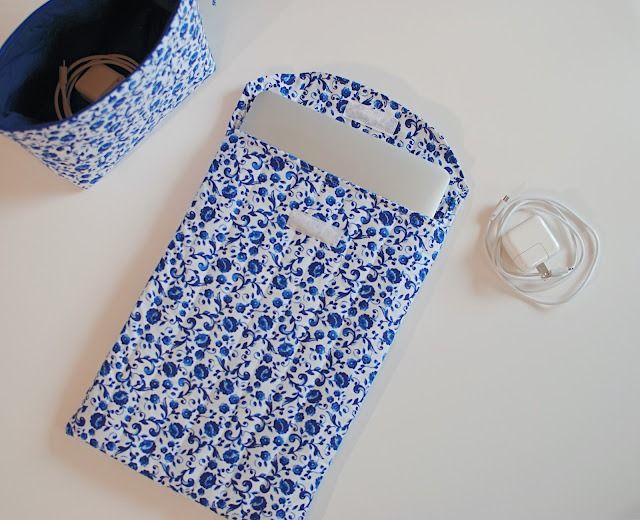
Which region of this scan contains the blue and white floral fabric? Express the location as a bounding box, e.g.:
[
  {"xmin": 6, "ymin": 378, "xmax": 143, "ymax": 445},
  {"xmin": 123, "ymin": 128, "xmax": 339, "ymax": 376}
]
[
  {"xmin": 68, "ymin": 72, "xmax": 469, "ymax": 519},
  {"xmin": 0, "ymin": 0, "xmax": 214, "ymax": 188}
]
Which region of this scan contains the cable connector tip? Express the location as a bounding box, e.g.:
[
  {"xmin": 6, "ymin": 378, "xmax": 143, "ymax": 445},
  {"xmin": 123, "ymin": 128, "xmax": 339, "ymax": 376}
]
[{"xmin": 489, "ymin": 195, "xmax": 511, "ymax": 221}]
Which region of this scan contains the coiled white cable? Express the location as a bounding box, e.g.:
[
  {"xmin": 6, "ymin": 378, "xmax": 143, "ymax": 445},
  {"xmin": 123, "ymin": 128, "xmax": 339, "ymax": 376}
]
[
  {"xmin": 485, "ymin": 195, "xmax": 600, "ymax": 306},
  {"xmin": 54, "ymin": 54, "xmax": 139, "ymax": 120}
]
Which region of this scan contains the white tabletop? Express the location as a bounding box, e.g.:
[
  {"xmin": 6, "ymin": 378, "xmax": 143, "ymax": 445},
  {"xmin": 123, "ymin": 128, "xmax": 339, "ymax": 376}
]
[{"xmin": 1, "ymin": 1, "xmax": 639, "ymax": 519}]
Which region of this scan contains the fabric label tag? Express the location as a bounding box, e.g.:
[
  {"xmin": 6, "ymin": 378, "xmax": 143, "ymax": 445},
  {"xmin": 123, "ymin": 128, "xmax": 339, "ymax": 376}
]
[
  {"xmin": 288, "ymin": 209, "xmax": 343, "ymax": 247},
  {"xmin": 343, "ymin": 101, "xmax": 398, "ymax": 135}
]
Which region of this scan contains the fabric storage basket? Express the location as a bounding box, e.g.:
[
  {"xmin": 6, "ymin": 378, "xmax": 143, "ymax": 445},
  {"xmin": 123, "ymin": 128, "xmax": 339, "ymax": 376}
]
[
  {"xmin": 67, "ymin": 72, "xmax": 469, "ymax": 519},
  {"xmin": 0, "ymin": 0, "xmax": 214, "ymax": 188}
]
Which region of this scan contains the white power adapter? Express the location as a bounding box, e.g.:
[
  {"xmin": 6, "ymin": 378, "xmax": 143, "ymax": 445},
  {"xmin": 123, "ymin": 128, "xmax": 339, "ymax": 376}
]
[
  {"xmin": 54, "ymin": 54, "xmax": 139, "ymax": 120},
  {"xmin": 501, "ymin": 214, "xmax": 560, "ymax": 278},
  {"xmin": 75, "ymin": 64, "xmax": 125, "ymax": 103},
  {"xmin": 485, "ymin": 195, "xmax": 600, "ymax": 306}
]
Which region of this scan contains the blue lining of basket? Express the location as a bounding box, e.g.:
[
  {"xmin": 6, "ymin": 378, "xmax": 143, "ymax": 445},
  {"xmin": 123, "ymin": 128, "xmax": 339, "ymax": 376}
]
[{"xmin": 0, "ymin": 0, "xmax": 179, "ymax": 132}]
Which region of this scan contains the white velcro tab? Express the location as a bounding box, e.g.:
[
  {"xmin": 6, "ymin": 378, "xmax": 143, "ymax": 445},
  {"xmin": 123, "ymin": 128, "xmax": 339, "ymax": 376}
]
[
  {"xmin": 288, "ymin": 209, "xmax": 343, "ymax": 247},
  {"xmin": 343, "ymin": 100, "xmax": 398, "ymax": 135}
]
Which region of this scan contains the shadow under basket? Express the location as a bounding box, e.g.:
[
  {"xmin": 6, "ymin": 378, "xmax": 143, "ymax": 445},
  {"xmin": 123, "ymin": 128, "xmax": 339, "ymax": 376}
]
[{"xmin": 0, "ymin": 0, "xmax": 215, "ymax": 188}]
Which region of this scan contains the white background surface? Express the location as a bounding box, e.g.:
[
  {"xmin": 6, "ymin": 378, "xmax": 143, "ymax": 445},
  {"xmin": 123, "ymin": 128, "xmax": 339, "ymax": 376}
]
[{"xmin": 1, "ymin": 1, "xmax": 639, "ymax": 519}]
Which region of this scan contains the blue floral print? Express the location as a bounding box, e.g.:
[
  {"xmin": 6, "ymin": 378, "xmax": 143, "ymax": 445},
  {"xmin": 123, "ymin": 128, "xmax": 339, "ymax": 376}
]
[{"xmin": 67, "ymin": 72, "xmax": 469, "ymax": 519}]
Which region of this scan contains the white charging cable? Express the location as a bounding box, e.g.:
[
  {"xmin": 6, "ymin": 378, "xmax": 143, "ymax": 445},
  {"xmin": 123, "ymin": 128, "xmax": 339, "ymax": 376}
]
[
  {"xmin": 54, "ymin": 54, "xmax": 139, "ymax": 120},
  {"xmin": 485, "ymin": 195, "xmax": 600, "ymax": 306}
]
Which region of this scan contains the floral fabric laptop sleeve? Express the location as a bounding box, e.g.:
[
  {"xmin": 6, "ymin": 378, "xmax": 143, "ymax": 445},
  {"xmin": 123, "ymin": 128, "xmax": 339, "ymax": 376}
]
[{"xmin": 67, "ymin": 72, "xmax": 469, "ymax": 519}]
